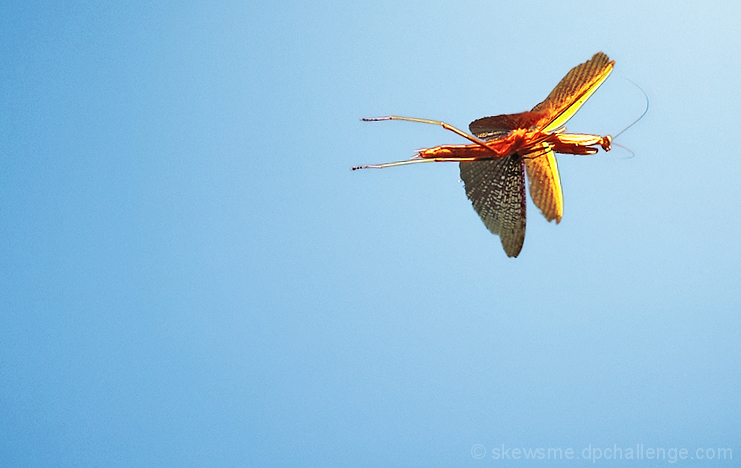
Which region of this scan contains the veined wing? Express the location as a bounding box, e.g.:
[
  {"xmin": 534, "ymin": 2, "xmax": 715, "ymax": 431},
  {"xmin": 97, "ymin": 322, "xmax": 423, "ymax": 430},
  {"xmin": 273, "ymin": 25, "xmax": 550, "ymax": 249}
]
[
  {"xmin": 460, "ymin": 156, "xmax": 526, "ymax": 257},
  {"xmin": 468, "ymin": 111, "xmax": 543, "ymax": 140},
  {"xmin": 532, "ymin": 52, "xmax": 615, "ymax": 133},
  {"xmin": 523, "ymin": 143, "xmax": 563, "ymax": 223}
]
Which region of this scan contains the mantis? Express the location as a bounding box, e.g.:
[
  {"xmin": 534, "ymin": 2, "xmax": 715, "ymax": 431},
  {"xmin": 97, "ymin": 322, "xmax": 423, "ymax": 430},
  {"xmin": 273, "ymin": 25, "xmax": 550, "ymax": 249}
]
[{"xmin": 354, "ymin": 52, "xmax": 617, "ymax": 257}]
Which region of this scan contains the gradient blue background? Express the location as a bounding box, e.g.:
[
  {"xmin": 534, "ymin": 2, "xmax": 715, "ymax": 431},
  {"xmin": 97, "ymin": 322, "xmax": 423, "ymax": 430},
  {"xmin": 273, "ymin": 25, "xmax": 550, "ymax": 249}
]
[{"xmin": 2, "ymin": 1, "xmax": 739, "ymax": 466}]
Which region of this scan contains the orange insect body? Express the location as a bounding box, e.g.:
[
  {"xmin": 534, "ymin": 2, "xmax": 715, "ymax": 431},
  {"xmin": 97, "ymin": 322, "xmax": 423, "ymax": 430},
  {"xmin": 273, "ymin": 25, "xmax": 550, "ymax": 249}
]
[
  {"xmin": 417, "ymin": 129, "xmax": 611, "ymax": 161},
  {"xmin": 355, "ymin": 52, "xmax": 616, "ymax": 257},
  {"xmin": 417, "ymin": 127, "xmax": 533, "ymax": 160}
]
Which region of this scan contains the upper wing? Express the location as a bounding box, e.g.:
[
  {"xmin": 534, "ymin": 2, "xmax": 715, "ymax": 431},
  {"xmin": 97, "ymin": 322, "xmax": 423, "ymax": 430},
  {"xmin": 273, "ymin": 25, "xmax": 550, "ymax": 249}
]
[
  {"xmin": 523, "ymin": 144, "xmax": 563, "ymax": 223},
  {"xmin": 468, "ymin": 110, "xmax": 543, "ymax": 139},
  {"xmin": 532, "ymin": 52, "xmax": 615, "ymax": 133},
  {"xmin": 459, "ymin": 156, "xmax": 526, "ymax": 257}
]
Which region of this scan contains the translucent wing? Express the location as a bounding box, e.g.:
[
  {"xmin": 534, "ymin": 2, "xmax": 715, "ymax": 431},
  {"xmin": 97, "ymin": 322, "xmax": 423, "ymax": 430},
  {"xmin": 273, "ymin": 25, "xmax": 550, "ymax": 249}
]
[
  {"xmin": 460, "ymin": 156, "xmax": 526, "ymax": 257},
  {"xmin": 532, "ymin": 52, "xmax": 615, "ymax": 132},
  {"xmin": 523, "ymin": 144, "xmax": 563, "ymax": 223}
]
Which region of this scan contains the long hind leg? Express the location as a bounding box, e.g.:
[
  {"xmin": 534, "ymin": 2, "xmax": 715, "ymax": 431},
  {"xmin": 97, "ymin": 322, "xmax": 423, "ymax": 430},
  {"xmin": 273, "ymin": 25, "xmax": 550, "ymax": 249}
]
[
  {"xmin": 354, "ymin": 115, "xmax": 501, "ymax": 170},
  {"xmin": 362, "ymin": 116, "xmax": 494, "ymax": 150}
]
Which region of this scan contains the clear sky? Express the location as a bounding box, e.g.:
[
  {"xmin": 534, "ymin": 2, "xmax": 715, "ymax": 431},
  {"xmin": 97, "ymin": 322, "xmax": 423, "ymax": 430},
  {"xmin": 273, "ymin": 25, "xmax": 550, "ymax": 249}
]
[{"xmin": 2, "ymin": 1, "xmax": 739, "ymax": 467}]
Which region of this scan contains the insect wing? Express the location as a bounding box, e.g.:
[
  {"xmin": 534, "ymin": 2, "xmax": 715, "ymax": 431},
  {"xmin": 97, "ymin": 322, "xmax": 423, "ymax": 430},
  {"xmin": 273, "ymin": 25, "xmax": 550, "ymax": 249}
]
[
  {"xmin": 460, "ymin": 156, "xmax": 526, "ymax": 257},
  {"xmin": 523, "ymin": 144, "xmax": 564, "ymax": 223},
  {"xmin": 468, "ymin": 111, "xmax": 540, "ymax": 139},
  {"xmin": 532, "ymin": 52, "xmax": 615, "ymax": 133}
]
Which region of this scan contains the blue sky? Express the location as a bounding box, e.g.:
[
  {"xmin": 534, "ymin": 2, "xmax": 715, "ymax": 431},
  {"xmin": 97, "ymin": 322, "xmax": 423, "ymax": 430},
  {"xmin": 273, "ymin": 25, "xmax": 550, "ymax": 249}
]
[{"xmin": 1, "ymin": 1, "xmax": 739, "ymax": 466}]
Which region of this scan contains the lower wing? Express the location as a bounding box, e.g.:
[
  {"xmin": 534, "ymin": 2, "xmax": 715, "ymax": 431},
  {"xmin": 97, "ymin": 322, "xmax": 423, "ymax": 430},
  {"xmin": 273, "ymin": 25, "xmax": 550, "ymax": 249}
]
[
  {"xmin": 459, "ymin": 155, "xmax": 526, "ymax": 257},
  {"xmin": 522, "ymin": 143, "xmax": 564, "ymax": 223}
]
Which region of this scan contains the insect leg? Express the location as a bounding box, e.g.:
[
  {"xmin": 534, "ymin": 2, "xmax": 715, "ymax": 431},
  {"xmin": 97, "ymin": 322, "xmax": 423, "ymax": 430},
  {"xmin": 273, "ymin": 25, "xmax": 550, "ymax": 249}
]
[{"xmin": 362, "ymin": 116, "xmax": 497, "ymax": 154}]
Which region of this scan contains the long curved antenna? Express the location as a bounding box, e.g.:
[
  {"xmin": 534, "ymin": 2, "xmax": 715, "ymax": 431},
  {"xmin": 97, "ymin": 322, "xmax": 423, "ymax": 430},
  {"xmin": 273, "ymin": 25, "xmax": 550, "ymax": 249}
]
[
  {"xmin": 362, "ymin": 116, "xmax": 499, "ymax": 156},
  {"xmin": 613, "ymin": 142, "xmax": 635, "ymax": 159},
  {"xmin": 613, "ymin": 78, "xmax": 649, "ymax": 140}
]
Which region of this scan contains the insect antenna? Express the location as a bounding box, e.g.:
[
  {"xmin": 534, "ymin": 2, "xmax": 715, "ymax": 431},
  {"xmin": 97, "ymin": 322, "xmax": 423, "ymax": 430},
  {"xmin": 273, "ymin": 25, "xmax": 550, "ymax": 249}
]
[{"xmin": 613, "ymin": 78, "xmax": 649, "ymax": 140}]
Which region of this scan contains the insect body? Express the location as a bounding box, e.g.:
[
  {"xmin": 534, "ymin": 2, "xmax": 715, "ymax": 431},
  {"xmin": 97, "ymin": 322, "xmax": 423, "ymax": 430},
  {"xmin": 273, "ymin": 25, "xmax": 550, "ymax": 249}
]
[{"xmin": 355, "ymin": 52, "xmax": 615, "ymax": 257}]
